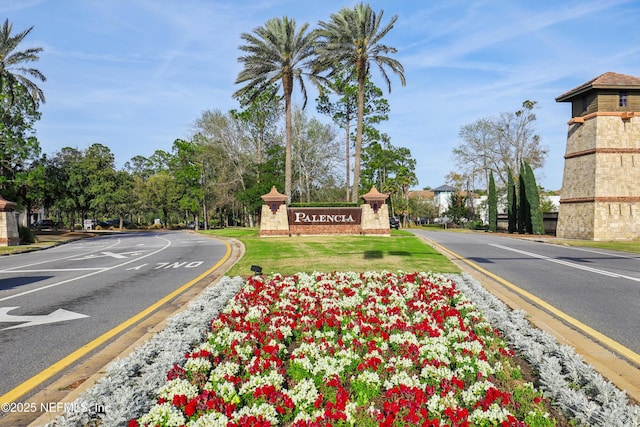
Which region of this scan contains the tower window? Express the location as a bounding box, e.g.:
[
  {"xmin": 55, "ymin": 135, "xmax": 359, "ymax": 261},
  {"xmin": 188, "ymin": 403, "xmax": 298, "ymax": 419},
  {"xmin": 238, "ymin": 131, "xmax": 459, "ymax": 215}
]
[
  {"xmin": 582, "ymin": 96, "xmax": 588, "ymax": 112},
  {"xmin": 619, "ymin": 92, "xmax": 628, "ymax": 107}
]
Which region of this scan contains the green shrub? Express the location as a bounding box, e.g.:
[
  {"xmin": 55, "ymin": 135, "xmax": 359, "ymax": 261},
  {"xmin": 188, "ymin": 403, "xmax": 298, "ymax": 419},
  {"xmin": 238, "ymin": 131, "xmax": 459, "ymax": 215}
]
[
  {"xmin": 18, "ymin": 226, "xmax": 36, "ymax": 244},
  {"xmin": 466, "ymin": 220, "xmax": 487, "ymax": 230},
  {"xmin": 289, "ymin": 202, "xmax": 359, "ymax": 208}
]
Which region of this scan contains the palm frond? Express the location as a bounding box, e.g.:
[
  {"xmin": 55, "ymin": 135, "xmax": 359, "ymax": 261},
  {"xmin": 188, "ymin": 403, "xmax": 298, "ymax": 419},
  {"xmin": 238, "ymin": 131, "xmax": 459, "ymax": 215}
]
[{"xmin": 0, "ymin": 19, "xmax": 46, "ymax": 106}]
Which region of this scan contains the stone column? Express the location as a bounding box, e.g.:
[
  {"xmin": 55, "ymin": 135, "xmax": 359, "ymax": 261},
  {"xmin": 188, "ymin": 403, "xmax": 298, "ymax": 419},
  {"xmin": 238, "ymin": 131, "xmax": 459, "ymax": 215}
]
[
  {"xmin": 361, "ymin": 186, "xmax": 391, "ymax": 235},
  {"xmin": 259, "ymin": 186, "xmax": 290, "ymax": 236},
  {"xmin": 0, "ymin": 195, "xmax": 20, "ymax": 246}
]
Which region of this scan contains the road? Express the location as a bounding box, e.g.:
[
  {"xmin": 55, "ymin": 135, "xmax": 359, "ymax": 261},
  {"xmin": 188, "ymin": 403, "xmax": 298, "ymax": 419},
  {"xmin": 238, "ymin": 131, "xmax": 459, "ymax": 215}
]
[
  {"xmin": 410, "ymin": 230, "xmax": 640, "ymax": 360},
  {"xmin": 0, "ymin": 231, "xmax": 231, "ymax": 401}
]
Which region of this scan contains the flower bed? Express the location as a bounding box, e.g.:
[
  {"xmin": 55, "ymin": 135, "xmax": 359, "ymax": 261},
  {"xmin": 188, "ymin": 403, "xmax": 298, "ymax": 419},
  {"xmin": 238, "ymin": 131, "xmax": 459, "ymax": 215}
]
[
  {"xmin": 129, "ymin": 271, "xmax": 554, "ymax": 427},
  {"xmin": 45, "ymin": 273, "xmax": 640, "ymax": 427}
]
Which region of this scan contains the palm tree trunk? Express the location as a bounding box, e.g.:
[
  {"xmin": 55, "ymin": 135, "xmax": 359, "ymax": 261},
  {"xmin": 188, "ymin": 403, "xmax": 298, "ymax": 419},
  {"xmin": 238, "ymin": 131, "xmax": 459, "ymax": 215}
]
[
  {"xmin": 352, "ymin": 75, "xmax": 365, "ymax": 203},
  {"xmin": 284, "ymin": 80, "xmax": 293, "ymax": 202},
  {"xmin": 345, "ymin": 120, "xmax": 351, "ymax": 202}
]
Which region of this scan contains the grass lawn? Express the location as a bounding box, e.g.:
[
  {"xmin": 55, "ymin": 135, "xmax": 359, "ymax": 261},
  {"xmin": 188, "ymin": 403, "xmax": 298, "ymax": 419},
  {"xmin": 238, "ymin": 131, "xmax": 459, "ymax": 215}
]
[
  {"xmin": 0, "ymin": 241, "xmax": 56, "ymax": 254},
  {"xmin": 556, "ymin": 238, "xmax": 640, "ymax": 254},
  {"xmin": 0, "ymin": 245, "xmax": 38, "ymax": 254},
  {"xmin": 203, "ymin": 228, "xmax": 460, "ymax": 277}
]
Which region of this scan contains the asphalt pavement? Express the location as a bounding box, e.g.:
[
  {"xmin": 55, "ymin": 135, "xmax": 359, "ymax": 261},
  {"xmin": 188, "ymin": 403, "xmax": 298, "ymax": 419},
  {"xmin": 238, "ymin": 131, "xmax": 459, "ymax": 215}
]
[
  {"xmin": 0, "ymin": 230, "xmax": 242, "ymax": 427},
  {"xmin": 410, "ymin": 229, "xmax": 640, "ymax": 403}
]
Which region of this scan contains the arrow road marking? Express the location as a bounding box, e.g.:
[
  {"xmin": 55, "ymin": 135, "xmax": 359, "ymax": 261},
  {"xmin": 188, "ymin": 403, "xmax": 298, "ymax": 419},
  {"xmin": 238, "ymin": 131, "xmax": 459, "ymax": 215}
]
[
  {"xmin": 71, "ymin": 250, "xmax": 147, "ymax": 261},
  {"xmin": 0, "ymin": 307, "xmax": 89, "ymax": 330}
]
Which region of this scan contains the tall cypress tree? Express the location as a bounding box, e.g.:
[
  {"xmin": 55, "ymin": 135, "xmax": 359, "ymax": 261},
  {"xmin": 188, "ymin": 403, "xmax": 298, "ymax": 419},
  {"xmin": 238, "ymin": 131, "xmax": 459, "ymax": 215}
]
[
  {"xmin": 518, "ymin": 162, "xmax": 530, "ymax": 234},
  {"xmin": 507, "ymin": 168, "xmax": 517, "ymax": 233},
  {"xmin": 488, "ymin": 171, "xmax": 497, "ymax": 232},
  {"xmin": 524, "ymin": 161, "xmax": 544, "ymax": 234}
]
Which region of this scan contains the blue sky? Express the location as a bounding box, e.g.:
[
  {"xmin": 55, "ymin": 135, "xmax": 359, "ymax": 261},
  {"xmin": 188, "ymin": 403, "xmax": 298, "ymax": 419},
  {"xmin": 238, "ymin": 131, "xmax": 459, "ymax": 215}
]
[{"xmin": 4, "ymin": 0, "xmax": 640, "ymax": 191}]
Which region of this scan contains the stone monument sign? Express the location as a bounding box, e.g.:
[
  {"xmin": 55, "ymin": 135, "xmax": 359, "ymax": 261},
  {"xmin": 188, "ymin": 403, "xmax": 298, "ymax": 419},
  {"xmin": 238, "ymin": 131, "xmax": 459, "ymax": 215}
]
[{"xmin": 259, "ymin": 186, "xmax": 392, "ymax": 236}]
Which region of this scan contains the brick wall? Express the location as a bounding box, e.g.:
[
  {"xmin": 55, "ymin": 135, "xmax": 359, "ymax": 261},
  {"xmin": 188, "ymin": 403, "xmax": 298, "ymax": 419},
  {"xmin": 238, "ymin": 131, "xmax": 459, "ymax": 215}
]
[
  {"xmin": 259, "ymin": 204, "xmax": 391, "ymax": 237},
  {"xmin": 289, "ymin": 224, "xmax": 361, "ymax": 235}
]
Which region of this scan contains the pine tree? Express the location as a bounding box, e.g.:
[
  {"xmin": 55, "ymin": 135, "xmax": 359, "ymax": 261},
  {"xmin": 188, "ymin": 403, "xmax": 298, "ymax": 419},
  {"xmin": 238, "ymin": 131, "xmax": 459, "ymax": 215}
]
[
  {"xmin": 488, "ymin": 171, "xmax": 497, "ymax": 232},
  {"xmin": 507, "ymin": 168, "xmax": 517, "ymax": 233}
]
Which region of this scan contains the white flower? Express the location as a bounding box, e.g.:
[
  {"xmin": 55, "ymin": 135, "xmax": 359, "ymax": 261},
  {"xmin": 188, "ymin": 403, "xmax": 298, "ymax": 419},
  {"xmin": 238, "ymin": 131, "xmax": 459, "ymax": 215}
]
[
  {"xmin": 453, "ymin": 339, "xmax": 483, "ymax": 355},
  {"xmin": 184, "ymin": 357, "xmax": 212, "ymax": 374},
  {"xmin": 245, "ymin": 305, "xmax": 268, "ymax": 321},
  {"xmin": 157, "ymin": 378, "xmax": 198, "ymax": 400},
  {"xmin": 138, "ymin": 403, "xmax": 186, "ymax": 427},
  {"xmin": 186, "ymin": 411, "xmax": 229, "ymax": 427},
  {"xmin": 290, "ymin": 355, "xmax": 314, "ymax": 373},
  {"xmin": 209, "ymin": 361, "xmax": 240, "ymax": 383},
  {"xmin": 420, "ymin": 364, "xmax": 454, "ymax": 383},
  {"xmin": 194, "ymin": 340, "xmax": 218, "ymax": 356},
  {"xmin": 388, "ymin": 356, "xmax": 414, "ymax": 369},
  {"xmin": 206, "ymin": 379, "xmax": 238, "ymax": 403},
  {"xmin": 355, "ymin": 370, "xmax": 381, "ymax": 387},
  {"xmin": 469, "ymin": 403, "xmax": 513, "ymax": 424},
  {"xmin": 383, "ymin": 371, "xmax": 422, "ymax": 389},
  {"xmin": 344, "ymin": 400, "xmax": 358, "ymax": 423},
  {"xmin": 210, "ymin": 327, "xmax": 248, "ymax": 349},
  {"xmin": 292, "ymin": 408, "xmax": 324, "ymax": 423},
  {"xmin": 234, "ymin": 402, "xmax": 279, "ymax": 424},
  {"xmin": 474, "ymin": 358, "xmax": 496, "ymax": 378},
  {"xmin": 238, "ymin": 369, "xmax": 284, "ymax": 396},
  {"xmin": 389, "ymin": 331, "xmax": 420, "ymax": 346},
  {"xmin": 461, "ymin": 380, "xmax": 493, "ymax": 406},
  {"xmin": 286, "ymin": 378, "xmax": 319, "ymax": 408}
]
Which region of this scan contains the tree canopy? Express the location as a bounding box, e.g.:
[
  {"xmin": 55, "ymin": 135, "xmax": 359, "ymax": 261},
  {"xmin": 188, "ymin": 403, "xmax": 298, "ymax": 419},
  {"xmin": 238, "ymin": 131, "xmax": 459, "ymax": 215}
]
[
  {"xmin": 0, "ymin": 19, "xmax": 46, "ymax": 107},
  {"xmin": 315, "ymin": 2, "xmax": 405, "ymax": 202},
  {"xmin": 452, "ymin": 100, "xmax": 548, "ymax": 189},
  {"xmin": 234, "ymin": 16, "xmax": 318, "ymax": 201}
]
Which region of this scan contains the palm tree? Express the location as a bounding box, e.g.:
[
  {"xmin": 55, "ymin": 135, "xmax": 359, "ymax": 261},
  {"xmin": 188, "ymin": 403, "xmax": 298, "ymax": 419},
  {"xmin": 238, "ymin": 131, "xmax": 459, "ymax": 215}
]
[
  {"xmin": 0, "ymin": 19, "xmax": 46, "ymax": 107},
  {"xmin": 316, "ymin": 3, "xmax": 405, "ymax": 203},
  {"xmin": 234, "ymin": 16, "xmax": 318, "ymax": 202}
]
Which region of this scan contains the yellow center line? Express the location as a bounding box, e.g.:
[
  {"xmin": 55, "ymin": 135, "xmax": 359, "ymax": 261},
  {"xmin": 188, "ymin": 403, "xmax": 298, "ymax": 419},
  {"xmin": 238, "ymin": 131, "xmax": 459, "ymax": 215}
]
[
  {"xmin": 0, "ymin": 240, "xmax": 231, "ymax": 405},
  {"xmin": 425, "ymin": 236, "xmax": 640, "ymax": 366}
]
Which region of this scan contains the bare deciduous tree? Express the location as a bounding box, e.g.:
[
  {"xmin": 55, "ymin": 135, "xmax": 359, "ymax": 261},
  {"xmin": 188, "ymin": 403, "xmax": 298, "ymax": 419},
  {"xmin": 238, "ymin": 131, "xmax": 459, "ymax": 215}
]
[{"xmin": 452, "ymin": 100, "xmax": 548, "ymax": 189}]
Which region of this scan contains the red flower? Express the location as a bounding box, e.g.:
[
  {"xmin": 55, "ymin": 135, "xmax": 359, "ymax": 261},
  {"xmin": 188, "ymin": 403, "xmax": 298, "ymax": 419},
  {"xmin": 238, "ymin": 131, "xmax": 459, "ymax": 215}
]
[
  {"xmin": 184, "ymin": 399, "xmax": 197, "ymax": 417},
  {"xmin": 172, "ymin": 394, "xmax": 187, "ymax": 408}
]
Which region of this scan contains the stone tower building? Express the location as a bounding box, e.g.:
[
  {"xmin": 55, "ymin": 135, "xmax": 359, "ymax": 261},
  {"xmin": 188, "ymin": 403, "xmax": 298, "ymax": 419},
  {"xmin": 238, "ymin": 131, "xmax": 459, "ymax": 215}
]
[{"xmin": 556, "ymin": 72, "xmax": 640, "ymax": 240}]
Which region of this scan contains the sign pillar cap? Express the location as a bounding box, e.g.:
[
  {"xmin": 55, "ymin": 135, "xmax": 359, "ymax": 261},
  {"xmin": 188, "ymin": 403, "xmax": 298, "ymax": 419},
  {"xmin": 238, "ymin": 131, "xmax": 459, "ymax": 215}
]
[
  {"xmin": 261, "ymin": 186, "xmax": 287, "ymax": 204},
  {"xmin": 361, "ymin": 186, "xmax": 389, "ymax": 203},
  {"xmin": 0, "ymin": 194, "xmax": 17, "ymax": 212}
]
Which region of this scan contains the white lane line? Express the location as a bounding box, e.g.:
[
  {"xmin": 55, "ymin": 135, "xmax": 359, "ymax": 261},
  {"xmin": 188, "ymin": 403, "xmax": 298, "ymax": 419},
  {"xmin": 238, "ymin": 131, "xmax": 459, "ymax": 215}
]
[
  {"xmin": 490, "ymin": 244, "xmax": 640, "ymax": 282},
  {"xmin": 0, "ymin": 239, "xmax": 124, "ymax": 272},
  {"xmin": 0, "ymin": 236, "xmax": 173, "ymax": 303},
  {"xmin": 4, "ymin": 268, "xmax": 104, "ymax": 272},
  {"xmin": 554, "ymin": 245, "xmax": 640, "ymax": 260}
]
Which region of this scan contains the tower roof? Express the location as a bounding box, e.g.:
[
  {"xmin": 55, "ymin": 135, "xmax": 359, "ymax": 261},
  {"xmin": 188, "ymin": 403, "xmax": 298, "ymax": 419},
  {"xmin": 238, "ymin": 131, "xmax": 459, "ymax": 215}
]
[
  {"xmin": 556, "ymin": 72, "xmax": 640, "ymax": 102},
  {"xmin": 432, "ymin": 184, "xmax": 457, "ymax": 193}
]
